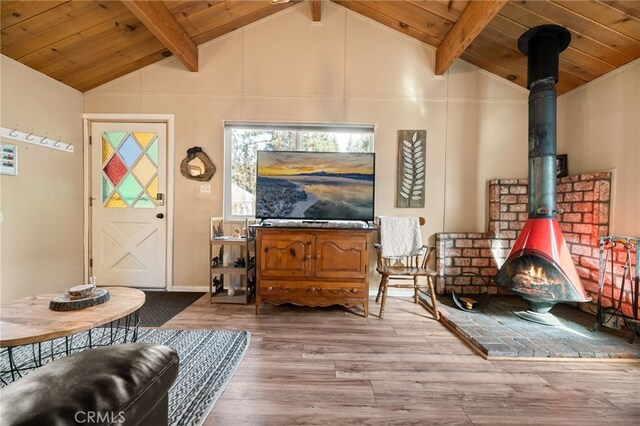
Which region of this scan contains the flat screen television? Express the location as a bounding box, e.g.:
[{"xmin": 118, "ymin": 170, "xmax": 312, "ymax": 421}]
[{"xmin": 256, "ymin": 151, "xmax": 375, "ymax": 221}]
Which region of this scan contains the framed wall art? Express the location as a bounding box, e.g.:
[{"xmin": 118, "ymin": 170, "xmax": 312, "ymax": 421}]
[
  {"xmin": 0, "ymin": 143, "xmax": 18, "ymax": 176},
  {"xmin": 556, "ymin": 154, "xmax": 568, "ymax": 178},
  {"xmin": 397, "ymin": 130, "xmax": 426, "ymax": 208}
]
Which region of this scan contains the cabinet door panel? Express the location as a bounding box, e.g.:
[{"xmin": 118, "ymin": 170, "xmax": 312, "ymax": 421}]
[
  {"xmin": 259, "ymin": 232, "xmax": 312, "ymax": 277},
  {"xmin": 315, "ymin": 234, "xmax": 368, "ymax": 279}
]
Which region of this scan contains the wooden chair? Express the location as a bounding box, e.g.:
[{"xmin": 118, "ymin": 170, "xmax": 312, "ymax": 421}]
[{"xmin": 374, "ymin": 217, "xmax": 440, "ymax": 320}]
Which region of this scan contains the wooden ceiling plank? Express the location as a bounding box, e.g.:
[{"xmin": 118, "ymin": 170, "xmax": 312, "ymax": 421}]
[
  {"xmin": 54, "ymin": 33, "xmax": 165, "ymax": 88},
  {"xmin": 77, "ymin": 50, "xmax": 168, "ymax": 92},
  {"xmin": 489, "ymin": 14, "xmax": 617, "ymax": 78},
  {"xmin": 1, "ymin": 1, "xmax": 105, "ymax": 48},
  {"xmin": 191, "ymin": 2, "xmax": 298, "ymax": 45},
  {"xmin": 122, "ymin": 1, "xmax": 198, "ymax": 72},
  {"xmin": 460, "ymin": 49, "xmax": 578, "ymax": 95},
  {"xmin": 479, "ymin": 21, "xmax": 600, "ymax": 82},
  {"xmin": 406, "ymin": 0, "xmax": 469, "ymax": 22},
  {"xmin": 469, "ymin": 34, "xmax": 587, "ymax": 88},
  {"xmin": 0, "ymin": 1, "xmax": 20, "ymax": 10},
  {"xmin": 22, "ymin": 2, "xmax": 223, "ymax": 79},
  {"xmin": 603, "ymin": 0, "xmax": 640, "ymax": 20},
  {"xmin": 515, "ymin": 0, "xmax": 639, "ymax": 58},
  {"xmin": 435, "ymin": 0, "xmax": 507, "ymax": 75},
  {"xmin": 553, "ymin": 1, "xmax": 640, "ymax": 42},
  {"xmin": 500, "ymin": 2, "xmax": 634, "ymax": 68},
  {"xmin": 176, "ymin": 1, "xmax": 292, "ymax": 40},
  {"xmin": 331, "ymin": 0, "xmax": 443, "ymax": 47},
  {"xmin": 1, "ymin": 1, "xmax": 127, "ymax": 59},
  {"xmin": 311, "ymin": 0, "xmax": 321, "ymax": 22},
  {"xmin": 21, "ymin": 11, "xmax": 150, "ymax": 76},
  {"xmin": 164, "ymin": 1, "xmax": 226, "ymax": 21},
  {"xmin": 467, "ymin": 35, "xmax": 527, "ymax": 72},
  {"xmin": 353, "ymin": 1, "xmax": 455, "ymax": 41},
  {"xmin": 0, "ymin": 1, "xmax": 67, "ymax": 29}
]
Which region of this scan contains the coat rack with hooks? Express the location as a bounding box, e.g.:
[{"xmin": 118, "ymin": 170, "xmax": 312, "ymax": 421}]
[{"xmin": 0, "ymin": 126, "xmax": 74, "ymax": 153}]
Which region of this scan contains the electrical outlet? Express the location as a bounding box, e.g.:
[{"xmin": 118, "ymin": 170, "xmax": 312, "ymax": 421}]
[{"xmin": 200, "ymin": 184, "xmax": 211, "ymax": 196}]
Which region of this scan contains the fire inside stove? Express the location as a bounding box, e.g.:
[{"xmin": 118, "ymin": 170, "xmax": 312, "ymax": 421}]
[{"xmin": 499, "ymin": 254, "xmax": 576, "ymax": 304}]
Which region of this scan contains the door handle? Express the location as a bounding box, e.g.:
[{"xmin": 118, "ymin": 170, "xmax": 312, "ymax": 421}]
[{"xmin": 156, "ymin": 213, "xmax": 164, "ymax": 219}]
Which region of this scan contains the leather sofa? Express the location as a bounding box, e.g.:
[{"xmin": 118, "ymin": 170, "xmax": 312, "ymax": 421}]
[{"xmin": 0, "ymin": 343, "xmax": 179, "ymax": 425}]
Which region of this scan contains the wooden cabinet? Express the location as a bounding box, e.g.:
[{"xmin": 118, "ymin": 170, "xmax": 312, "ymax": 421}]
[{"xmin": 254, "ymin": 227, "xmax": 373, "ymax": 317}]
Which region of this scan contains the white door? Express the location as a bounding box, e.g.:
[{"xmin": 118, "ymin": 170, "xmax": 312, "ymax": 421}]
[{"xmin": 91, "ymin": 122, "xmax": 167, "ymax": 288}]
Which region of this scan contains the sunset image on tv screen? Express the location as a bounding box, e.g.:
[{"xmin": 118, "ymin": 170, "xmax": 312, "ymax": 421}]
[{"xmin": 256, "ymin": 151, "xmax": 375, "ymax": 221}]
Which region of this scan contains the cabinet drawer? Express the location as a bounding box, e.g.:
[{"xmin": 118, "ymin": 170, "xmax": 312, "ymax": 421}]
[{"xmin": 260, "ymin": 280, "xmax": 365, "ymax": 299}]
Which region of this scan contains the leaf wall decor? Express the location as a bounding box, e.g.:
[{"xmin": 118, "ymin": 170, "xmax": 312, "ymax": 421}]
[{"xmin": 396, "ymin": 130, "xmax": 426, "ymax": 208}]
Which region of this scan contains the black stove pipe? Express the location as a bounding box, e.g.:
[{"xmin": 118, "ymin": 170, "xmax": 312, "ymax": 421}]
[{"xmin": 517, "ymin": 25, "xmax": 571, "ymax": 219}]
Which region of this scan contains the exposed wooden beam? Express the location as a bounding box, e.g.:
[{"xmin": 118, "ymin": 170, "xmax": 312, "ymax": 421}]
[
  {"xmin": 311, "ymin": 0, "xmax": 321, "ymax": 22},
  {"xmin": 435, "ymin": 0, "xmax": 507, "ymax": 75},
  {"xmin": 122, "ymin": 0, "xmax": 198, "ymax": 72}
]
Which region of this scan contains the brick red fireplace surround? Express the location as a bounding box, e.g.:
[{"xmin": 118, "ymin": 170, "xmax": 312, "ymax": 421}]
[{"xmin": 436, "ymin": 171, "xmax": 636, "ymax": 318}]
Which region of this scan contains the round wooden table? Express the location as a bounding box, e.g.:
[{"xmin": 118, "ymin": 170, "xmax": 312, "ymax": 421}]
[
  {"xmin": 0, "ymin": 287, "xmax": 145, "ymax": 382},
  {"xmin": 0, "ymin": 287, "xmax": 145, "ymax": 347}
]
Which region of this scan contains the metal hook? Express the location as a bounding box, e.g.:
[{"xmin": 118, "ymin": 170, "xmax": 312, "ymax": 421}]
[
  {"xmin": 26, "ymin": 130, "xmax": 34, "ymax": 141},
  {"xmin": 9, "ymin": 127, "xmax": 19, "ymax": 137},
  {"xmin": 54, "ymin": 138, "xmax": 62, "ymax": 147},
  {"xmin": 40, "ymin": 134, "xmax": 49, "ymax": 144},
  {"xmin": 66, "ymin": 143, "xmax": 74, "ymax": 151}
]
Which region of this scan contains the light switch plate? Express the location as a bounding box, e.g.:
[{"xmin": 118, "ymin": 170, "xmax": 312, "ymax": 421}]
[{"xmin": 200, "ymin": 184, "xmax": 212, "ymax": 196}]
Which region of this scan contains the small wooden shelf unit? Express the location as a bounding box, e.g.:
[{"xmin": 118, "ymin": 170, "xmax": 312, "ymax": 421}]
[
  {"xmin": 209, "ymin": 218, "xmax": 256, "ymax": 305},
  {"xmin": 253, "ymin": 225, "xmax": 373, "ymax": 317}
]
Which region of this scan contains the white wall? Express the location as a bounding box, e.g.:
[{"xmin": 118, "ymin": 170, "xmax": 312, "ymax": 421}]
[
  {"xmin": 558, "ymin": 59, "xmax": 640, "ymax": 237},
  {"xmin": 0, "ymin": 56, "xmax": 84, "ymax": 302},
  {"xmin": 84, "ymin": 2, "xmax": 529, "ymax": 288}
]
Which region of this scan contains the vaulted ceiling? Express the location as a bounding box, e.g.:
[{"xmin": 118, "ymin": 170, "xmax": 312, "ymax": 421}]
[{"xmin": 1, "ymin": 1, "xmax": 639, "ymax": 94}]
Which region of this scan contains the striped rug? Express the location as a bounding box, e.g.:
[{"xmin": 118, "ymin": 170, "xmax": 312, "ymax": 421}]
[
  {"xmin": 138, "ymin": 328, "xmax": 250, "ymax": 425},
  {"xmin": 1, "ymin": 328, "xmax": 250, "ymax": 426}
]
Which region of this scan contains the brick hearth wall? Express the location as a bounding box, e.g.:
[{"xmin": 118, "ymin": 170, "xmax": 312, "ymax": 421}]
[{"xmin": 436, "ymin": 171, "xmax": 637, "ymax": 318}]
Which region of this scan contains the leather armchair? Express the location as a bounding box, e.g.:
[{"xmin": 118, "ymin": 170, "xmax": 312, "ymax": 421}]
[{"xmin": 0, "ymin": 343, "xmax": 179, "ymax": 426}]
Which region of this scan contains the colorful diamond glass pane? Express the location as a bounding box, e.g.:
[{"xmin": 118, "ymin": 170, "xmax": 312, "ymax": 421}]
[
  {"xmin": 103, "ymin": 154, "xmax": 127, "ymax": 186},
  {"xmin": 147, "ymin": 139, "xmax": 158, "ymax": 166},
  {"xmin": 134, "ymin": 193, "xmax": 155, "ymax": 208},
  {"xmin": 104, "ymin": 131, "xmax": 127, "ymax": 148},
  {"xmin": 132, "ymin": 155, "xmax": 156, "ymax": 187},
  {"xmin": 118, "ymin": 174, "xmax": 143, "ymax": 205},
  {"xmin": 147, "ymin": 176, "xmax": 158, "ymax": 202},
  {"xmin": 133, "ymin": 132, "xmax": 156, "ymax": 149},
  {"xmin": 101, "ymin": 137, "xmax": 114, "ymax": 164},
  {"xmin": 105, "ymin": 192, "xmax": 126, "ymax": 208},
  {"xmin": 102, "ymin": 175, "xmax": 114, "ymax": 203},
  {"xmin": 118, "ymin": 135, "xmax": 142, "ymax": 168}
]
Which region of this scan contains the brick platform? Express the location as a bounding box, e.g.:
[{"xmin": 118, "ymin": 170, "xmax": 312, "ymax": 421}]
[
  {"xmin": 437, "ymin": 296, "xmax": 640, "ymax": 359},
  {"xmin": 436, "ymin": 171, "xmax": 637, "ymax": 318}
]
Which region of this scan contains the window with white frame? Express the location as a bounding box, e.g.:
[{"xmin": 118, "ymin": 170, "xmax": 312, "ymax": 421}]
[{"xmin": 224, "ymin": 123, "xmax": 374, "ymax": 220}]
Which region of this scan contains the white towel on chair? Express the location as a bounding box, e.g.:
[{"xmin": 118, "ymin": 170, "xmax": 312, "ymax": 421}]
[{"xmin": 379, "ymin": 216, "xmax": 423, "ymax": 258}]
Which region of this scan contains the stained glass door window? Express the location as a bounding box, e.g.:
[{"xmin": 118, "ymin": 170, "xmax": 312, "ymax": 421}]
[{"xmin": 102, "ymin": 131, "xmax": 159, "ymax": 208}]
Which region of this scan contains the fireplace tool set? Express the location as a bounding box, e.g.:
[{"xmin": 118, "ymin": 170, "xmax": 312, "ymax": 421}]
[{"xmin": 594, "ymin": 236, "xmax": 639, "ymax": 342}]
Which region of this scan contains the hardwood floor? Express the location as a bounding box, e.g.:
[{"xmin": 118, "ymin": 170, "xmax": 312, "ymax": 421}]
[{"xmin": 163, "ymin": 295, "xmax": 640, "ymax": 425}]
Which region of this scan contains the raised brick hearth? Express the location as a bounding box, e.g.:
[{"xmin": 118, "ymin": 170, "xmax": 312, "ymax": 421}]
[{"xmin": 436, "ymin": 171, "xmax": 636, "ymax": 317}]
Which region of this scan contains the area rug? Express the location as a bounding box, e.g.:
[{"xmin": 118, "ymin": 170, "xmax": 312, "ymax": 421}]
[
  {"xmin": 1, "ymin": 328, "xmax": 250, "ymax": 426},
  {"xmin": 138, "ymin": 329, "xmax": 250, "ymax": 425},
  {"xmin": 140, "ymin": 291, "xmax": 205, "ymax": 327}
]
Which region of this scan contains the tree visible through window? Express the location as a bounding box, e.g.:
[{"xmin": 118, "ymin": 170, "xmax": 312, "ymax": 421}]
[{"xmin": 225, "ymin": 124, "xmax": 374, "ymax": 218}]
